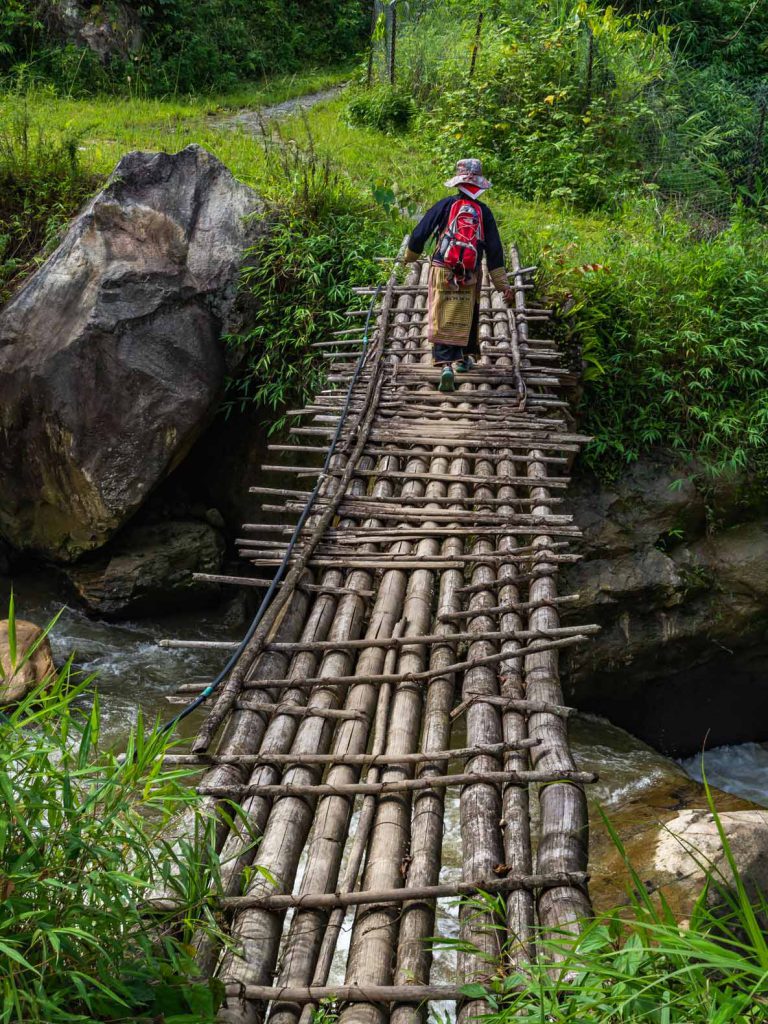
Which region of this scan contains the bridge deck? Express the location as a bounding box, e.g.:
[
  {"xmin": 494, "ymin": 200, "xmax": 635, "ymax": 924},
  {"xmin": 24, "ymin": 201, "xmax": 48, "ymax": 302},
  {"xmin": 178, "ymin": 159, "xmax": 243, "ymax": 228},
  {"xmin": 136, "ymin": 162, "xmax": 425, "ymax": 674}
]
[{"xmin": 176, "ymin": 249, "xmax": 597, "ymax": 1024}]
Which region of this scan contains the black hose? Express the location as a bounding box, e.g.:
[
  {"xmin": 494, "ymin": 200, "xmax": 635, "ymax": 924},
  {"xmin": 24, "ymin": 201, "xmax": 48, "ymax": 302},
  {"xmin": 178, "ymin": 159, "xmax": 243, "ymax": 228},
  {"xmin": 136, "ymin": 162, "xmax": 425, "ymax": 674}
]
[{"xmin": 159, "ymin": 279, "xmax": 386, "ymax": 735}]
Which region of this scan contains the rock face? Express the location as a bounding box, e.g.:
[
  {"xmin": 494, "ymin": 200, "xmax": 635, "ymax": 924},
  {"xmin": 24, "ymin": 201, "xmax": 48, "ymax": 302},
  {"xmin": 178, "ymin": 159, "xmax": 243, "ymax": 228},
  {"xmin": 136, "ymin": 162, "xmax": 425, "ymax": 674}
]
[
  {"xmin": 48, "ymin": 1, "xmax": 143, "ymax": 62},
  {"xmin": 63, "ymin": 519, "xmax": 225, "ymax": 618},
  {"xmin": 0, "ymin": 620, "xmax": 56, "ymax": 703},
  {"xmin": 561, "ymin": 456, "xmax": 768, "ymax": 755},
  {"xmin": 0, "ymin": 145, "xmax": 264, "ymax": 562},
  {"xmin": 573, "ymin": 716, "xmax": 763, "ymax": 921}
]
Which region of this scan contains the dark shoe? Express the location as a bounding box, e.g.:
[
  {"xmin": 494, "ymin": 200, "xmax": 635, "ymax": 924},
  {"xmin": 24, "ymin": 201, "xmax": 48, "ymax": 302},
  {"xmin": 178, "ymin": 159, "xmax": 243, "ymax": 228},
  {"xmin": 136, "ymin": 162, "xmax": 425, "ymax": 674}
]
[
  {"xmin": 456, "ymin": 355, "xmax": 475, "ymax": 373},
  {"xmin": 437, "ymin": 365, "xmax": 455, "ymax": 392}
]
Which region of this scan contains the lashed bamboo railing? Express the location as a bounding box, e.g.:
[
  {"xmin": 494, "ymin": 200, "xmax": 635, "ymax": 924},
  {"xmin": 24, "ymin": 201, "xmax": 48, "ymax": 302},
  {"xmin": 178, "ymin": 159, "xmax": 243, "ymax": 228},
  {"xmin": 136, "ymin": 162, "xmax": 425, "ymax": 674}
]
[{"xmin": 162, "ymin": 245, "xmax": 597, "ymax": 1023}]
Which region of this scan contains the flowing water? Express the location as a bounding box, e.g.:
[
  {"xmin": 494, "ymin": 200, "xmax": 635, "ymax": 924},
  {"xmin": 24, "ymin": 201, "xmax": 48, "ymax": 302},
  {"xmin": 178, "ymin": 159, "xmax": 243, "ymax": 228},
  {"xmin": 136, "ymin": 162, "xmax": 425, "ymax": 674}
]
[
  {"xmin": 0, "ymin": 571, "xmax": 245, "ymax": 746},
  {"xmin": 680, "ymin": 743, "xmax": 768, "ymax": 808}
]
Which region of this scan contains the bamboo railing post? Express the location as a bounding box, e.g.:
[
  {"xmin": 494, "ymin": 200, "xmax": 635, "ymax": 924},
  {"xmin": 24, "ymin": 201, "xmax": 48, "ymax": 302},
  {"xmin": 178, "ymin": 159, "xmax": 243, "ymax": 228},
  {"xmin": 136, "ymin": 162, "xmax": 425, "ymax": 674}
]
[{"xmin": 491, "ymin": 286, "xmax": 535, "ymax": 964}]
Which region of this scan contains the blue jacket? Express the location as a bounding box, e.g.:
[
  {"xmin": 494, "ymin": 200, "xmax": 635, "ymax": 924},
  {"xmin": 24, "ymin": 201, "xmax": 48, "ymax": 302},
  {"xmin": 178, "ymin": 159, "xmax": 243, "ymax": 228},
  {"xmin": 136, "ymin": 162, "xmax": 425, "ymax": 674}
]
[{"xmin": 407, "ymin": 194, "xmax": 505, "ymax": 272}]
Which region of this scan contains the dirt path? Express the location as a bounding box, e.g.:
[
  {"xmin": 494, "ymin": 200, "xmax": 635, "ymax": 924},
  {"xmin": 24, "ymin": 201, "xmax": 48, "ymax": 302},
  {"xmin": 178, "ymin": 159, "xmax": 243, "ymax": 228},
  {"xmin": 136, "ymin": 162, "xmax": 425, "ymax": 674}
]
[{"xmin": 213, "ymin": 85, "xmax": 345, "ymax": 133}]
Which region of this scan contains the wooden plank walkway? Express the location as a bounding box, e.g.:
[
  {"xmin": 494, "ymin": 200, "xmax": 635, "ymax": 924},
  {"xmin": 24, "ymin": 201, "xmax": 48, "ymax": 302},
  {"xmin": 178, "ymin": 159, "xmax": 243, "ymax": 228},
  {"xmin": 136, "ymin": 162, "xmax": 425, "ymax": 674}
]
[{"xmin": 169, "ymin": 247, "xmax": 598, "ymax": 1024}]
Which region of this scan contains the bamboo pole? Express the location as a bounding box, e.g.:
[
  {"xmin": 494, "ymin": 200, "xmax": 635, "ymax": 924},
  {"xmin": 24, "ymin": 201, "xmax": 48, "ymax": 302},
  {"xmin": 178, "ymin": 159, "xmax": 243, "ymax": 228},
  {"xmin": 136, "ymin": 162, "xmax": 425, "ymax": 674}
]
[
  {"xmin": 269, "ymin": 264, "xmax": 433, "ymax": 1024},
  {"xmin": 492, "ymin": 284, "xmax": 535, "ymax": 965},
  {"xmin": 457, "ymin": 290, "xmax": 506, "ymax": 1024},
  {"xmin": 277, "ymin": 625, "xmax": 407, "ymax": 1024},
  {"xmin": 515, "ymin": 245, "xmax": 593, "ymax": 945},
  {"xmin": 392, "ymin": 454, "xmax": 467, "ymax": 1024},
  {"xmin": 161, "ymin": 741, "xmax": 540, "ymax": 769},
  {"xmin": 338, "ymin": 454, "xmax": 440, "ymax": 1024},
  {"xmin": 217, "ymin": 263, "xmax": 424, "ymax": 1024},
  {"xmin": 151, "ymin": 872, "xmax": 589, "ymax": 914},
  {"xmin": 227, "ymin": 984, "xmax": 466, "ymax": 1005},
  {"xmin": 198, "ymin": 768, "xmax": 597, "ymax": 802}
]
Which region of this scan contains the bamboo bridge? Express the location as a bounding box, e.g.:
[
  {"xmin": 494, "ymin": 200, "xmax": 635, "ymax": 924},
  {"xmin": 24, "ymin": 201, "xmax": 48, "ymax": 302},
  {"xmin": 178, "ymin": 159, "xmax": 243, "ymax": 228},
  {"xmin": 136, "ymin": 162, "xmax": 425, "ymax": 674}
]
[{"xmin": 161, "ymin": 246, "xmax": 599, "ymax": 1023}]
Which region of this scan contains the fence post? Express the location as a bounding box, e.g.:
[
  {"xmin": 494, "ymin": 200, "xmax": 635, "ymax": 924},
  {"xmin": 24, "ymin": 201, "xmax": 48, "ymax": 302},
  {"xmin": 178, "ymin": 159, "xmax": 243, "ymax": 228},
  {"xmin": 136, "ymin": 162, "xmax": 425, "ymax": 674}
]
[
  {"xmin": 367, "ymin": 0, "xmax": 378, "ymax": 88},
  {"xmin": 469, "ymin": 11, "xmax": 484, "ymax": 78},
  {"xmin": 389, "ymin": 1, "xmax": 397, "ymax": 86},
  {"xmin": 745, "ymin": 91, "xmax": 767, "ymax": 204}
]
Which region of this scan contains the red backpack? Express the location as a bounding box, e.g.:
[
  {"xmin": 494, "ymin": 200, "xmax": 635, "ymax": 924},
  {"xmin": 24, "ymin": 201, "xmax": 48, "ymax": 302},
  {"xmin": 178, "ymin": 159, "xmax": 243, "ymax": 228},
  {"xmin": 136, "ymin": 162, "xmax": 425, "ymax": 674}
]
[{"xmin": 435, "ymin": 197, "xmax": 484, "ymax": 285}]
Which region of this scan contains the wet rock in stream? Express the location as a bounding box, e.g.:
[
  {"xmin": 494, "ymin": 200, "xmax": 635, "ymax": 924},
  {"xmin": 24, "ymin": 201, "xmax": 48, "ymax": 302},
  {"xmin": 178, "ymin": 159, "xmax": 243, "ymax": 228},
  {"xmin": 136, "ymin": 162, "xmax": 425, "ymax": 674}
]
[
  {"xmin": 63, "ymin": 519, "xmax": 225, "ymax": 618},
  {"xmin": 573, "ymin": 716, "xmax": 765, "ymax": 921},
  {"xmin": 561, "ymin": 455, "xmax": 768, "ymax": 756}
]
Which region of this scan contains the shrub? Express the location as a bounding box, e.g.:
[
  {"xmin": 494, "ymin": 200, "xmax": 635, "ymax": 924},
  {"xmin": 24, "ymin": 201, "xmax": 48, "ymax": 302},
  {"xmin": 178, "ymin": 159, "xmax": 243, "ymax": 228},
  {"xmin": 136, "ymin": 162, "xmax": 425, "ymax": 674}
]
[
  {"xmin": 0, "ymin": 0, "xmax": 368, "ymax": 97},
  {"xmin": 416, "ymin": 2, "xmax": 671, "ymax": 209},
  {"xmin": 224, "ymin": 129, "xmax": 406, "ymax": 423},
  {"xmin": 0, "ymin": 103, "xmax": 100, "ymax": 301},
  {"xmin": 514, "ymin": 202, "xmax": 768, "ymax": 480},
  {"xmin": 346, "ymin": 85, "xmax": 416, "ymax": 134},
  {"xmin": 0, "ymin": 596, "xmax": 226, "ymax": 1023}
]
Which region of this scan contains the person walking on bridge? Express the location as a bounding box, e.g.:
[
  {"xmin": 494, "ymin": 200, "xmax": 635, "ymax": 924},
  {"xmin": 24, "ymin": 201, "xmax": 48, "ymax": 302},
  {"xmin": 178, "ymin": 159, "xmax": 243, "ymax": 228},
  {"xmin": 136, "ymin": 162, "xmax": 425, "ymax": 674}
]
[{"xmin": 404, "ymin": 158, "xmax": 514, "ymax": 392}]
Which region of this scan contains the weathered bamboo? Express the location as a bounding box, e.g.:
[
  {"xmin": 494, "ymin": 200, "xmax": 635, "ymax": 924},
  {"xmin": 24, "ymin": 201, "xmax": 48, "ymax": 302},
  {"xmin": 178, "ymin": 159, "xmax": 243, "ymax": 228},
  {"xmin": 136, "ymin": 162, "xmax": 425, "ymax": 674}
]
[
  {"xmin": 161, "ymin": 625, "xmax": 595, "ymax": 654},
  {"xmin": 393, "ymin": 313, "xmax": 473, "ymax": 1024},
  {"xmin": 199, "ymin": 768, "xmax": 596, "ymax": 800},
  {"xmin": 457, "ymin": 300, "xmax": 506, "ymax": 1024},
  {"xmin": 161, "ymin": 740, "xmax": 539, "ymax": 769},
  {"xmin": 173, "ymin": 636, "xmax": 591, "ymax": 696},
  {"xmin": 228, "ymin": 985, "xmax": 463, "ymax": 1005},
  {"xmin": 492, "ymin": 283, "xmax": 535, "ymax": 965},
  {"xmin": 192, "ymin": 255, "xmax": 406, "ymax": 756},
  {"xmin": 217, "ymin": 264, "xmax": 425, "ymax": 1024},
  {"xmin": 150, "ymin": 871, "xmax": 589, "ymax": 915},
  {"xmin": 269, "ymin": 268, "xmax": 433, "ymax": 1024},
  {"xmin": 518, "ymin": 226, "xmax": 592, "ymax": 954},
  {"xmin": 282, "ymin": 624, "xmax": 402, "ymax": 1024},
  {"xmin": 392, "ymin": 458, "xmax": 467, "ymax": 1024}
]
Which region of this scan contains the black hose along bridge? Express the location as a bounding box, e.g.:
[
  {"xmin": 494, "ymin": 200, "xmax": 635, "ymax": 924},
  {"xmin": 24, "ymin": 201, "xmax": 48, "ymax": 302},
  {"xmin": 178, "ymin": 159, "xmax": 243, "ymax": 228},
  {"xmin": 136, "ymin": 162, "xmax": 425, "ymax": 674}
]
[{"xmin": 161, "ymin": 244, "xmax": 599, "ymax": 1023}]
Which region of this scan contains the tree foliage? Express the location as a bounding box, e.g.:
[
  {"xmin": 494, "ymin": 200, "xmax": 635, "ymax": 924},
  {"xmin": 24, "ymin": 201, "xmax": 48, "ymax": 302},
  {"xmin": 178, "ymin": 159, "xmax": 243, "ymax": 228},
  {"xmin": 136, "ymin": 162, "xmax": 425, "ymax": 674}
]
[{"xmin": 0, "ymin": 0, "xmax": 368, "ymax": 96}]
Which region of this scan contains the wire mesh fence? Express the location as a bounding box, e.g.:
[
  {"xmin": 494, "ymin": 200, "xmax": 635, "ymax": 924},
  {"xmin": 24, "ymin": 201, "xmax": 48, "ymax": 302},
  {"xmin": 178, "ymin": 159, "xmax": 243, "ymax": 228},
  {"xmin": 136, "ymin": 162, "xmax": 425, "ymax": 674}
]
[{"xmin": 362, "ymin": 0, "xmax": 767, "ymax": 228}]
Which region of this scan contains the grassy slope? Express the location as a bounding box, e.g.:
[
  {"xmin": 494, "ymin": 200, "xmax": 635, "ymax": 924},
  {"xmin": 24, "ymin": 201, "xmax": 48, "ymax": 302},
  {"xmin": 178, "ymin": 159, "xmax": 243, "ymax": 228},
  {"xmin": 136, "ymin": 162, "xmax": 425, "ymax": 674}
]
[{"xmin": 4, "ymin": 84, "xmax": 768, "ymax": 484}]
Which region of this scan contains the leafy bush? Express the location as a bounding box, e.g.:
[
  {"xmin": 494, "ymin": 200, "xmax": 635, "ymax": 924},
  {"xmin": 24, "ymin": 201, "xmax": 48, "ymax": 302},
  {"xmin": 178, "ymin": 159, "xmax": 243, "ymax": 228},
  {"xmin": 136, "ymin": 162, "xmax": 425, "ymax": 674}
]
[
  {"xmin": 415, "ymin": 2, "xmax": 671, "ymax": 208},
  {"xmin": 0, "ymin": 0, "xmax": 367, "ymax": 97},
  {"xmin": 224, "ymin": 130, "xmax": 404, "ymax": 422},
  {"xmin": 515, "ymin": 202, "xmax": 768, "ymax": 479},
  {"xmin": 346, "ymin": 85, "xmax": 416, "ymax": 133},
  {"xmin": 0, "ymin": 103, "xmax": 100, "ymax": 301},
  {"xmin": 0, "ymin": 596, "xmax": 225, "ymax": 1023}
]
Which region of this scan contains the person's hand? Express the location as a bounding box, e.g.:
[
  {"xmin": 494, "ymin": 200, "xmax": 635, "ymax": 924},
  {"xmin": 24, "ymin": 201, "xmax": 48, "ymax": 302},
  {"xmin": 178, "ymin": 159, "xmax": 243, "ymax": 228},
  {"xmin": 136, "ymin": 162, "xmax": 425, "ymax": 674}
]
[{"xmin": 502, "ymin": 285, "xmax": 515, "ymax": 304}]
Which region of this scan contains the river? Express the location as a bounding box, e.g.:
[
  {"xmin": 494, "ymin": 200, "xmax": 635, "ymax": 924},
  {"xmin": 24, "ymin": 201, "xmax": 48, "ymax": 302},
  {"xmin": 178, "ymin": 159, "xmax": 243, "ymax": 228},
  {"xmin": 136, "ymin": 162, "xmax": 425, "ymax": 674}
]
[{"xmin": 5, "ymin": 569, "xmax": 767, "ymax": 806}]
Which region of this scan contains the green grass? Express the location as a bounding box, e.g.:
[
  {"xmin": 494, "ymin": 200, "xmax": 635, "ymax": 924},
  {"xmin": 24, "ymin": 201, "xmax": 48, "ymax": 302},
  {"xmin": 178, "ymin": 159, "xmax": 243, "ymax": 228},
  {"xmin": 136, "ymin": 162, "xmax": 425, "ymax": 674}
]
[
  {"xmin": 0, "ymin": 68, "xmax": 350, "ymax": 184},
  {"xmin": 3, "ymin": 74, "xmax": 768, "ymax": 485},
  {"xmin": 0, "ymin": 595, "xmax": 229, "ymax": 1023}
]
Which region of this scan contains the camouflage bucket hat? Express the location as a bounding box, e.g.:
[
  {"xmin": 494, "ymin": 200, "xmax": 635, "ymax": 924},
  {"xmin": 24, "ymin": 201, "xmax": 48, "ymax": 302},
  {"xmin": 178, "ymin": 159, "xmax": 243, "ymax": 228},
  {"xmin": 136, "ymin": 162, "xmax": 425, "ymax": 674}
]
[{"xmin": 444, "ymin": 157, "xmax": 492, "ymax": 190}]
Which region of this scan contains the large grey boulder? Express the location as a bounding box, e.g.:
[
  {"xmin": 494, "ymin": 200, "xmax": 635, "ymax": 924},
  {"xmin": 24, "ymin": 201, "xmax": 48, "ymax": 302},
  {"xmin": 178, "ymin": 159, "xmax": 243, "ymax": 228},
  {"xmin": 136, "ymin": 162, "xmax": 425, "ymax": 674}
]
[
  {"xmin": 63, "ymin": 519, "xmax": 225, "ymax": 618},
  {"xmin": 0, "ymin": 145, "xmax": 264, "ymax": 562}
]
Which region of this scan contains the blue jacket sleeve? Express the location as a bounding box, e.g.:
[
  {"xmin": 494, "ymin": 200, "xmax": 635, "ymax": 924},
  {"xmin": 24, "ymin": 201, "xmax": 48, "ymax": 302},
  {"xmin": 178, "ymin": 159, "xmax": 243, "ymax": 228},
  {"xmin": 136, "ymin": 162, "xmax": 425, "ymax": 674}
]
[
  {"xmin": 482, "ymin": 205, "xmax": 505, "ymax": 272},
  {"xmin": 407, "ymin": 198, "xmax": 450, "ymax": 255}
]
